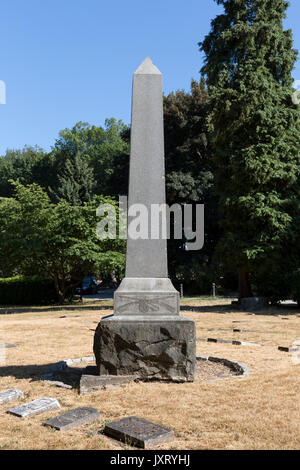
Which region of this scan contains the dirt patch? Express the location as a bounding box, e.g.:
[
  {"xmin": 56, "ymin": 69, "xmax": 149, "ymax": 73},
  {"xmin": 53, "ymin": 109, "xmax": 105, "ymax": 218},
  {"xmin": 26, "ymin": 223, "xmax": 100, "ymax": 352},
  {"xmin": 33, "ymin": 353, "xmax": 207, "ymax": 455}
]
[{"xmin": 194, "ymin": 358, "xmax": 240, "ymax": 383}]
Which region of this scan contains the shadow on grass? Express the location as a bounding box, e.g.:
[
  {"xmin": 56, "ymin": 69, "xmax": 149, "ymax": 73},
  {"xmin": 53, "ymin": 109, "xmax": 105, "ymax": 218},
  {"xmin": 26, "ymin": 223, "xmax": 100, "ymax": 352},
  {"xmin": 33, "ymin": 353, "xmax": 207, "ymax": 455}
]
[
  {"xmin": 0, "ymin": 363, "xmax": 83, "ymax": 388},
  {"xmin": 181, "ymin": 304, "xmax": 300, "ymax": 315},
  {"xmin": 0, "ymin": 305, "xmax": 113, "ymax": 315},
  {"xmin": 1, "ymin": 303, "xmax": 300, "ymax": 317},
  {"xmin": 181, "ymin": 304, "xmax": 237, "ymax": 314}
]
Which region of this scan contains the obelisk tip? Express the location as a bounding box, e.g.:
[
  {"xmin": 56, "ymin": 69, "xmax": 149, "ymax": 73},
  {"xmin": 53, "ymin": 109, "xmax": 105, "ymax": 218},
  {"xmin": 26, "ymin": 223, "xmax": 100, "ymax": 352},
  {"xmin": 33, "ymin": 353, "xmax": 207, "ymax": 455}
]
[{"xmin": 134, "ymin": 57, "xmax": 161, "ymax": 75}]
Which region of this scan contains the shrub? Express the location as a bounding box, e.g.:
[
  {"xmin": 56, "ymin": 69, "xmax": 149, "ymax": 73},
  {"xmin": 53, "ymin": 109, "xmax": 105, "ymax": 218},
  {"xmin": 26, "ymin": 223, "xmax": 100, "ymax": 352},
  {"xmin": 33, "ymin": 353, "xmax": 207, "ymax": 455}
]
[{"xmin": 0, "ymin": 276, "xmax": 58, "ymax": 306}]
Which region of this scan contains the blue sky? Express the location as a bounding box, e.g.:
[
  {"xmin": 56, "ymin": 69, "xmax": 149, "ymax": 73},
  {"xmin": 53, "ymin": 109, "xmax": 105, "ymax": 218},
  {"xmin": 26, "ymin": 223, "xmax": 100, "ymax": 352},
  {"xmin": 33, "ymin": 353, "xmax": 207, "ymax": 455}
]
[{"xmin": 0, "ymin": 0, "xmax": 299, "ymax": 155}]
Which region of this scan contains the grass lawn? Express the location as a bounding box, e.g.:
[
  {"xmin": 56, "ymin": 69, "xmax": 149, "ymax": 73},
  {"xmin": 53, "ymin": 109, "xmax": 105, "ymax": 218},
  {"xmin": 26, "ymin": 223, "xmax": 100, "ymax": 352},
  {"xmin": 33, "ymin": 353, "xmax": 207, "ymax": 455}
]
[{"xmin": 0, "ymin": 298, "xmax": 300, "ymax": 450}]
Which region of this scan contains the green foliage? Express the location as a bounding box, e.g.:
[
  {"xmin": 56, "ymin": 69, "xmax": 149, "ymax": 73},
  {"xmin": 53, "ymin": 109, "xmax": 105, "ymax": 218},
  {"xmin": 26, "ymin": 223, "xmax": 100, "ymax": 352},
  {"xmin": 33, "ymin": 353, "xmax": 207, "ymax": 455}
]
[
  {"xmin": 0, "ymin": 181, "xmax": 125, "ymax": 303},
  {"xmin": 163, "ymin": 80, "xmax": 220, "ymax": 289},
  {"xmin": 50, "ymin": 119, "xmax": 130, "ymax": 198},
  {"xmin": 50, "ymin": 151, "xmax": 96, "ymax": 205},
  {"xmin": 172, "ymin": 261, "xmax": 214, "ymax": 296},
  {"xmin": 164, "ymin": 79, "xmax": 213, "ymax": 205},
  {"xmin": 0, "ymin": 120, "xmax": 130, "ymax": 203},
  {"xmin": 0, "ymin": 146, "xmax": 53, "ymax": 197},
  {"xmin": 200, "ymin": 0, "xmax": 300, "ymax": 298},
  {"xmin": 0, "ymin": 276, "xmax": 58, "ymax": 306}
]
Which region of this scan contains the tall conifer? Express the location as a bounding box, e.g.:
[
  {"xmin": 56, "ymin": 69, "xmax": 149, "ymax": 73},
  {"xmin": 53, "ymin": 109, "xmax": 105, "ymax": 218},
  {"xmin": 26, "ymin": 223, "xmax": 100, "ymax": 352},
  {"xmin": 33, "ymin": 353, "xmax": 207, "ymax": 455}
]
[{"xmin": 200, "ymin": 0, "xmax": 300, "ymax": 298}]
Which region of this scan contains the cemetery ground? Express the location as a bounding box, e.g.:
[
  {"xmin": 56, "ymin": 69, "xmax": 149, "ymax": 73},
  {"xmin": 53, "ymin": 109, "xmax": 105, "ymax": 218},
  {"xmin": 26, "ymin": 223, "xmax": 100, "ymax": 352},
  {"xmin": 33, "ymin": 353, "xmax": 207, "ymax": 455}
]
[{"xmin": 0, "ymin": 298, "xmax": 299, "ymax": 450}]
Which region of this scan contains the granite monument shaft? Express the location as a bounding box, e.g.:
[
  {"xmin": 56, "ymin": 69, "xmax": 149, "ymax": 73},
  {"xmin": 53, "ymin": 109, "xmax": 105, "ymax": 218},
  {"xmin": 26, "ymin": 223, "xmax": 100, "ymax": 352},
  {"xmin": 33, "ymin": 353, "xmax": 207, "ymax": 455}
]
[{"xmin": 94, "ymin": 58, "xmax": 196, "ymax": 381}]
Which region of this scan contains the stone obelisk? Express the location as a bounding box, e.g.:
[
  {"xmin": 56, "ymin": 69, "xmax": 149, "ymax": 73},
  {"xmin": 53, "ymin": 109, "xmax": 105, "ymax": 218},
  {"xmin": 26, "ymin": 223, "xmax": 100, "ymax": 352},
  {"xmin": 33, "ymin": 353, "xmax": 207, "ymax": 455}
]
[{"xmin": 94, "ymin": 58, "xmax": 196, "ymax": 382}]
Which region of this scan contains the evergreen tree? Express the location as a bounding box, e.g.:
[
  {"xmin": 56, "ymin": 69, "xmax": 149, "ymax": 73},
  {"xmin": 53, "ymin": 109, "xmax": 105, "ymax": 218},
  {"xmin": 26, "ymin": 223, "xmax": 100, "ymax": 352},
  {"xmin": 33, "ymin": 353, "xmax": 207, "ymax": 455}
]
[
  {"xmin": 113, "ymin": 82, "xmax": 220, "ymax": 294},
  {"xmin": 51, "ymin": 152, "xmax": 96, "ymax": 205},
  {"xmin": 51, "ymin": 119, "xmax": 129, "ymax": 197},
  {"xmin": 200, "ymin": 0, "xmax": 300, "ymax": 299},
  {"xmin": 163, "ymin": 80, "xmax": 220, "ymax": 292}
]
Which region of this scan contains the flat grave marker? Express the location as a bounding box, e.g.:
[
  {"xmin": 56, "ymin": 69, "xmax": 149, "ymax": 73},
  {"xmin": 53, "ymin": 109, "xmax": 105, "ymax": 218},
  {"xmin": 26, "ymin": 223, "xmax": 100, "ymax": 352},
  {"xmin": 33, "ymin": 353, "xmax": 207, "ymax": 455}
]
[
  {"xmin": 278, "ymin": 346, "xmax": 300, "ymax": 353},
  {"xmin": 44, "ymin": 407, "xmax": 99, "ymax": 431},
  {"xmin": 104, "ymin": 416, "xmax": 174, "ymax": 449},
  {"xmin": 0, "ymin": 389, "xmax": 23, "ymax": 404},
  {"xmin": 233, "ymin": 329, "xmax": 256, "ymax": 333},
  {"xmin": 201, "ymin": 338, "xmax": 261, "ymax": 346},
  {"xmin": 7, "ymin": 397, "xmax": 60, "ymax": 418}
]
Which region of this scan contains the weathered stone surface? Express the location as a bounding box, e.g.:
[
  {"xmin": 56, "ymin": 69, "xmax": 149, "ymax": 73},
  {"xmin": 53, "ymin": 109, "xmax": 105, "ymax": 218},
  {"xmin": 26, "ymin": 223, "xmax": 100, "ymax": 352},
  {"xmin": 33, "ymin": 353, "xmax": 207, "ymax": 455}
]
[
  {"xmin": 7, "ymin": 398, "xmax": 60, "ymax": 418},
  {"xmin": 93, "ymin": 58, "xmax": 196, "ymax": 382},
  {"xmin": 113, "ymin": 58, "xmax": 180, "ymax": 316},
  {"xmin": 0, "ymin": 389, "xmax": 23, "ymax": 404},
  {"xmin": 104, "ymin": 416, "xmax": 174, "ymax": 448},
  {"xmin": 124, "ymin": 57, "xmax": 167, "ymax": 279},
  {"xmin": 44, "ymin": 407, "xmax": 99, "ymax": 430},
  {"xmin": 80, "ymin": 374, "xmax": 135, "ymax": 394},
  {"xmin": 93, "ymin": 316, "xmax": 196, "ymax": 382}
]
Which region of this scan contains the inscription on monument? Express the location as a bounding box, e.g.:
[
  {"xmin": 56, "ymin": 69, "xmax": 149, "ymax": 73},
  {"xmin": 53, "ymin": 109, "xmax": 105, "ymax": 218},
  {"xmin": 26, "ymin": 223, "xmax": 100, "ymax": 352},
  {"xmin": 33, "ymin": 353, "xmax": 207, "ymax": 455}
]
[{"xmin": 115, "ymin": 294, "xmax": 179, "ymax": 316}]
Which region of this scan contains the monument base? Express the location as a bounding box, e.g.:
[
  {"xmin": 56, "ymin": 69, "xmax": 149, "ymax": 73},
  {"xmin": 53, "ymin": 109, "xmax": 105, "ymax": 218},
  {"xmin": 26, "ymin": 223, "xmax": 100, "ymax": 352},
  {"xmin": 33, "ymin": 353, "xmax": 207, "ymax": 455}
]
[{"xmin": 93, "ymin": 315, "xmax": 196, "ymax": 382}]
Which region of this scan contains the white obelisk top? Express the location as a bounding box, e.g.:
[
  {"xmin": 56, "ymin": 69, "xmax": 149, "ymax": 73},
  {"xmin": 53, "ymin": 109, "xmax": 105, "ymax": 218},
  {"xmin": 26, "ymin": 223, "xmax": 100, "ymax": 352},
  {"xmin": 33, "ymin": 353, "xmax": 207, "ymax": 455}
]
[{"xmin": 134, "ymin": 57, "xmax": 161, "ymax": 75}]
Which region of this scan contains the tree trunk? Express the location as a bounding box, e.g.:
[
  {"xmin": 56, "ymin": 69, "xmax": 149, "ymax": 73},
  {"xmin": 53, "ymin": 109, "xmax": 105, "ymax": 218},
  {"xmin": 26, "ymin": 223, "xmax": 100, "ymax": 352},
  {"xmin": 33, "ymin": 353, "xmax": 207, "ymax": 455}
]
[
  {"xmin": 53, "ymin": 273, "xmax": 65, "ymax": 304},
  {"xmin": 238, "ymin": 266, "xmax": 252, "ymax": 299}
]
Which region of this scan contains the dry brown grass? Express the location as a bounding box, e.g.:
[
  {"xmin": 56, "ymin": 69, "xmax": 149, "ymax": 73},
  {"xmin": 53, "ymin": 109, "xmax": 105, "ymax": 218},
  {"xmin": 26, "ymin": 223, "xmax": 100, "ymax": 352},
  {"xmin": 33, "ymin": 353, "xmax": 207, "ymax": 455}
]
[{"xmin": 0, "ymin": 299, "xmax": 300, "ymax": 450}]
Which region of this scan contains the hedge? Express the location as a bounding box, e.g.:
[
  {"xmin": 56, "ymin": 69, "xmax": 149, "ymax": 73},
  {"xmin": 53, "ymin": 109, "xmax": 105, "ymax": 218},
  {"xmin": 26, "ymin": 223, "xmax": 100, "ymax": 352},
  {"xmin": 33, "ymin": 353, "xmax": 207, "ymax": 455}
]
[{"xmin": 0, "ymin": 276, "xmax": 58, "ymax": 306}]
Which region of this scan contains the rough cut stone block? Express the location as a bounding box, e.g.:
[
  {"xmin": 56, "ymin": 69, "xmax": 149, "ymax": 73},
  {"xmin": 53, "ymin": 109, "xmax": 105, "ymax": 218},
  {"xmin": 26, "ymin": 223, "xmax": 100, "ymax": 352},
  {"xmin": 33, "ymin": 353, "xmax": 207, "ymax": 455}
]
[
  {"xmin": 93, "ymin": 316, "xmax": 196, "ymax": 382},
  {"xmin": 44, "ymin": 407, "xmax": 99, "ymax": 430},
  {"xmin": 0, "ymin": 389, "xmax": 23, "ymax": 404},
  {"xmin": 80, "ymin": 374, "xmax": 135, "ymax": 395},
  {"xmin": 104, "ymin": 416, "xmax": 174, "ymax": 448},
  {"xmin": 7, "ymin": 398, "xmax": 60, "ymax": 418}
]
